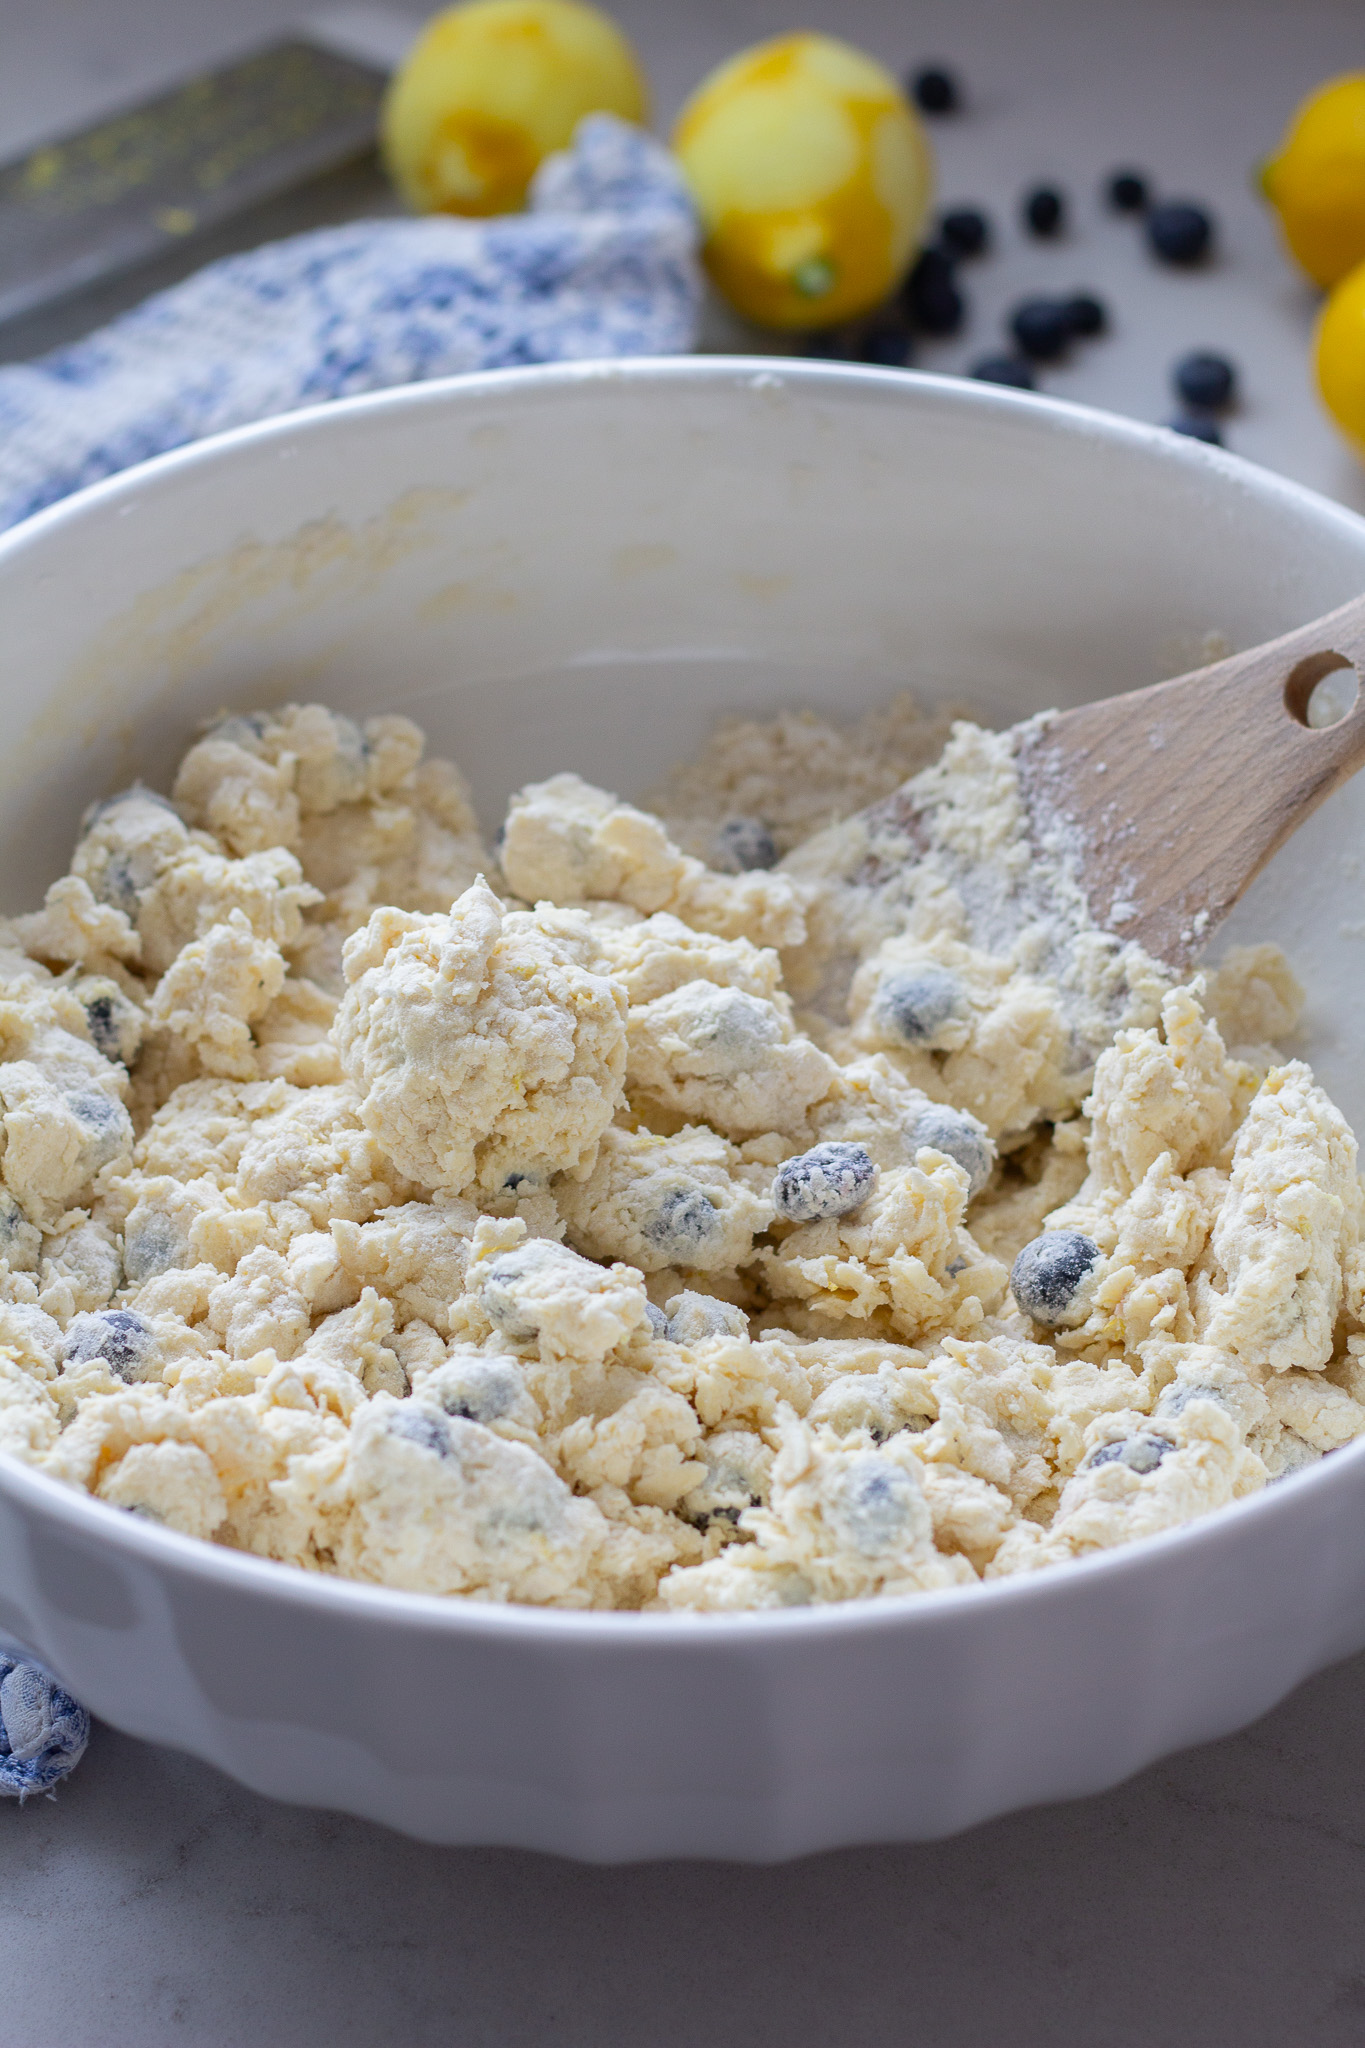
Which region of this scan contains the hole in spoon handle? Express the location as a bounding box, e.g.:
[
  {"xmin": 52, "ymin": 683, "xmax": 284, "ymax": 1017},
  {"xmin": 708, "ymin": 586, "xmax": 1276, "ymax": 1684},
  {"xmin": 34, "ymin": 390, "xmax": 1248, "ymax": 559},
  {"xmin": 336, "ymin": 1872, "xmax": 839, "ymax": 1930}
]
[{"xmin": 1283, "ymin": 650, "xmax": 1361, "ymax": 729}]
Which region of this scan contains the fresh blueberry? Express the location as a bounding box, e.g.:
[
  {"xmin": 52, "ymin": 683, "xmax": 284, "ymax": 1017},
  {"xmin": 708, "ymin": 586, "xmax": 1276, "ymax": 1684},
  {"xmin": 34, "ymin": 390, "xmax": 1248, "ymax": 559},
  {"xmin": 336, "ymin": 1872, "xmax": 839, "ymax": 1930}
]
[
  {"xmin": 1086, "ymin": 1433, "xmax": 1173, "ymax": 1476},
  {"xmin": 772, "ymin": 1142, "xmax": 876, "ymax": 1224},
  {"xmin": 1172, "ymin": 349, "xmax": 1236, "ymax": 410},
  {"xmin": 910, "ymin": 65, "xmax": 960, "ymax": 114},
  {"xmin": 938, "ymin": 206, "xmax": 990, "ymax": 257},
  {"xmin": 802, "ymin": 327, "xmax": 850, "ymax": 360},
  {"xmin": 1010, "ymin": 1230, "xmax": 1101, "ymax": 1328},
  {"xmin": 1168, "ymin": 414, "xmax": 1223, "ymax": 445},
  {"xmin": 643, "ymin": 1186, "xmax": 724, "ymax": 1262},
  {"xmin": 874, "ymin": 964, "xmax": 964, "ymax": 1045},
  {"xmin": 645, "ymin": 1302, "xmax": 668, "ymax": 1339},
  {"xmin": 1010, "ymin": 297, "xmax": 1073, "ymax": 361},
  {"xmin": 903, "ymin": 247, "xmax": 964, "ymax": 335},
  {"xmin": 664, "ymin": 1292, "xmax": 748, "ymax": 1346},
  {"xmin": 1147, "ymin": 200, "xmax": 1213, "ymax": 264},
  {"xmin": 60, "ymin": 1308, "xmax": 153, "ymax": 1382},
  {"xmin": 389, "ymin": 1408, "xmax": 452, "ymax": 1458},
  {"xmin": 1105, "ymin": 168, "xmax": 1150, "ymax": 212},
  {"xmin": 1023, "ymin": 185, "xmax": 1065, "ymax": 237},
  {"xmin": 909, "ymin": 1105, "xmax": 994, "ymax": 1197},
  {"xmin": 970, "ymin": 353, "xmax": 1036, "ymax": 390},
  {"xmin": 1064, "ymin": 292, "xmax": 1107, "ymax": 338},
  {"xmin": 859, "ymin": 318, "xmax": 916, "ymax": 367},
  {"xmin": 713, "ymin": 816, "xmax": 778, "ymax": 871}
]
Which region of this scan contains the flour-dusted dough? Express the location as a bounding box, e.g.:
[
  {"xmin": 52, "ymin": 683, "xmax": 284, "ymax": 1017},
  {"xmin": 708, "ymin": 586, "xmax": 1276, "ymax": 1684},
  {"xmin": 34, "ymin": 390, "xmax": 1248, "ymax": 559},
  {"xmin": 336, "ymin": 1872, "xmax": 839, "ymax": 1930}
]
[{"xmin": 0, "ymin": 695, "xmax": 1360, "ymax": 1613}]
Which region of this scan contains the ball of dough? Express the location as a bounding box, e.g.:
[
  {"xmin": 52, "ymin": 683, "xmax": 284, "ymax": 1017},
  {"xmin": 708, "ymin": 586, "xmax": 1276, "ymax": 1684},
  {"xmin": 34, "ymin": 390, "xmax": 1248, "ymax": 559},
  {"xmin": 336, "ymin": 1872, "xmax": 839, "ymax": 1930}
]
[{"xmin": 335, "ymin": 877, "xmax": 627, "ymax": 1194}]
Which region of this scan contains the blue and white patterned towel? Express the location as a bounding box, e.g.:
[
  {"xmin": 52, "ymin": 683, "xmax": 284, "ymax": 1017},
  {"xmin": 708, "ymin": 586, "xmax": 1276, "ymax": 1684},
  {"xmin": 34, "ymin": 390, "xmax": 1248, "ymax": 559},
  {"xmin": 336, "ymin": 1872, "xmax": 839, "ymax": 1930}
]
[
  {"xmin": 0, "ymin": 1653, "xmax": 90, "ymax": 1799},
  {"xmin": 0, "ymin": 112, "xmax": 698, "ymax": 1792},
  {"xmin": 0, "ymin": 112, "xmax": 701, "ymax": 534}
]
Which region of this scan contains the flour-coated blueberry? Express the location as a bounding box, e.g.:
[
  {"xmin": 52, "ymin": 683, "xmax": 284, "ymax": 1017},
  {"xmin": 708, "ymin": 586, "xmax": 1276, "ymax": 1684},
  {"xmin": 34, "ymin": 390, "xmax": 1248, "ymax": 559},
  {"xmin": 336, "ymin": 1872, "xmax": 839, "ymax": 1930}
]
[
  {"xmin": 60, "ymin": 1308, "xmax": 153, "ymax": 1381},
  {"xmin": 910, "ymin": 1105, "xmax": 994, "ymax": 1196},
  {"xmin": 664, "ymin": 1292, "xmax": 748, "ymax": 1345},
  {"xmin": 1010, "ymin": 1230, "xmax": 1101, "ymax": 1327},
  {"xmin": 713, "ymin": 817, "xmax": 777, "ymax": 872},
  {"xmin": 390, "ymin": 1408, "xmax": 453, "ymax": 1458},
  {"xmin": 874, "ymin": 964, "xmax": 963, "ymax": 1045},
  {"xmin": 1086, "ymin": 1433, "xmax": 1173, "ymax": 1476},
  {"xmin": 772, "ymin": 1142, "xmax": 875, "ymax": 1223},
  {"xmin": 643, "ymin": 1186, "xmax": 723, "ymax": 1262}
]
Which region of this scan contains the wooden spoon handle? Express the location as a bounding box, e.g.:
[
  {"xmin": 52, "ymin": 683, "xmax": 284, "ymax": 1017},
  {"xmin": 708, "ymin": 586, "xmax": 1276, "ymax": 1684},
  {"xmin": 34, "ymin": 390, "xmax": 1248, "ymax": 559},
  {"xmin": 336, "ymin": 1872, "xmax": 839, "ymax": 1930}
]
[{"xmin": 1016, "ymin": 590, "xmax": 1365, "ymax": 971}]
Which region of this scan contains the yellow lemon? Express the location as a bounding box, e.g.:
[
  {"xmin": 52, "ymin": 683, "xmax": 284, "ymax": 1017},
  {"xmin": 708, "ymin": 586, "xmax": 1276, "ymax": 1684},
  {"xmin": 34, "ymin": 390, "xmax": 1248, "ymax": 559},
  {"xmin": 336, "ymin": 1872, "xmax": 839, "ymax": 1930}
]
[
  {"xmin": 671, "ymin": 33, "xmax": 932, "ymax": 330},
  {"xmin": 1261, "ymin": 72, "xmax": 1365, "ymax": 288},
  {"xmin": 382, "ymin": 0, "xmax": 649, "ymax": 217},
  {"xmin": 1316, "ymin": 257, "xmax": 1365, "ymax": 457}
]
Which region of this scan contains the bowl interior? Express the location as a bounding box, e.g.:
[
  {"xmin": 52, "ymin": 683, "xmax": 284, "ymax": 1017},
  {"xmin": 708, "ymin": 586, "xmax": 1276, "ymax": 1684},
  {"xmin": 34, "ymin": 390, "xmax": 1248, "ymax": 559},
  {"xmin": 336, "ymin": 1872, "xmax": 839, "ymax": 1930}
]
[{"xmin": 4, "ymin": 358, "xmax": 1365, "ymax": 1124}]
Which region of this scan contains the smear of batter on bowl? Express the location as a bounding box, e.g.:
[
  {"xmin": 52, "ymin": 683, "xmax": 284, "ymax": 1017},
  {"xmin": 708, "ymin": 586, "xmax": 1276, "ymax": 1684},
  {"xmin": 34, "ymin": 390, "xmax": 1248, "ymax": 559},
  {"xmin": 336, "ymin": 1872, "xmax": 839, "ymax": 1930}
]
[{"xmin": 0, "ymin": 693, "xmax": 1360, "ymax": 1611}]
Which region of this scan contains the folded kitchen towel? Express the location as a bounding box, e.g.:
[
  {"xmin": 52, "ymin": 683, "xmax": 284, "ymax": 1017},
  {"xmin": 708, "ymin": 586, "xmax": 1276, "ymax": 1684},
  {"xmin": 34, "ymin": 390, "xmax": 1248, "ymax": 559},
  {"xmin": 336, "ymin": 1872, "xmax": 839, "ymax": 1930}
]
[
  {"xmin": 0, "ymin": 112, "xmax": 699, "ymax": 1794},
  {"xmin": 0, "ymin": 1653, "xmax": 90, "ymax": 1799},
  {"xmin": 0, "ymin": 112, "xmax": 701, "ymax": 535}
]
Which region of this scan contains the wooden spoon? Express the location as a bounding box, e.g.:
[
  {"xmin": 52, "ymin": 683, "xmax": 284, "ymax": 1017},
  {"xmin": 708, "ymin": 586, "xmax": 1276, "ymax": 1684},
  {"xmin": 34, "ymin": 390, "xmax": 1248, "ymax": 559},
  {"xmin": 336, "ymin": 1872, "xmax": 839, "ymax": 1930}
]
[
  {"xmin": 854, "ymin": 590, "xmax": 1365, "ymax": 980},
  {"xmin": 1013, "ymin": 589, "xmax": 1365, "ymax": 971}
]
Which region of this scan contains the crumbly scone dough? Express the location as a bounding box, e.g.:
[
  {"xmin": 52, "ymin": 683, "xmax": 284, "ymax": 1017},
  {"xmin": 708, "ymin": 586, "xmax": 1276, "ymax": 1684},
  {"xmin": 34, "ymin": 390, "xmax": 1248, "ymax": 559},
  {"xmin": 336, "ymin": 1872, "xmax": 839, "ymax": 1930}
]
[{"xmin": 1, "ymin": 695, "xmax": 1362, "ymax": 1615}]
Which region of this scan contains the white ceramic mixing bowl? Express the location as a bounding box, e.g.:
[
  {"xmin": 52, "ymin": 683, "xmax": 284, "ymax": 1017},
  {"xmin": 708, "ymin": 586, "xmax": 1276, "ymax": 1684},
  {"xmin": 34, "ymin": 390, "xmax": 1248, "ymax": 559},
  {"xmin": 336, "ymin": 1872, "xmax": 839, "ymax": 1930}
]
[{"xmin": 0, "ymin": 360, "xmax": 1363, "ymax": 1859}]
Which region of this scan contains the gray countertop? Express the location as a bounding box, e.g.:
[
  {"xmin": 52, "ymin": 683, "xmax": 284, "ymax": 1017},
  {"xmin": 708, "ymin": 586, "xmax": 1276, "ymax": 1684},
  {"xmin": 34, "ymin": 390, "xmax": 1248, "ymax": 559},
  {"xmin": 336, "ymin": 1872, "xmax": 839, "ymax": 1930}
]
[{"xmin": 4, "ymin": 3, "xmax": 1365, "ymax": 2041}]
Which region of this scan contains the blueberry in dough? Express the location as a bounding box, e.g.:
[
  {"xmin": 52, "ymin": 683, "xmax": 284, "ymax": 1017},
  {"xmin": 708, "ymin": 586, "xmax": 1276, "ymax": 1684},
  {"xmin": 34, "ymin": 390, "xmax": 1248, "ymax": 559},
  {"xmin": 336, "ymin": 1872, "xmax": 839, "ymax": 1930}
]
[
  {"xmin": 389, "ymin": 1408, "xmax": 453, "ymax": 1458},
  {"xmin": 834, "ymin": 1456, "xmax": 923, "ymax": 1554},
  {"xmin": 772, "ymin": 1142, "xmax": 875, "ymax": 1223},
  {"xmin": 122, "ymin": 1212, "xmax": 183, "ymax": 1286},
  {"xmin": 665, "ymin": 1292, "xmax": 748, "ymax": 1345},
  {"xmin": 909, "ymin": 1104, "xmax": 994, "ymax": 1196},
  {"xmin": 1086, "ymin": 1434, "xmax": 1173, "ymax": 1476},
  {"xmin": 643, "ymin": 1185, "xmax": 724, "ymax": 1262},
  {"xmin": 429, "ymin": 1358, "xmax": 524, "ymax": 1425},
  {"xmin": 691, "ymin": 988, "xmax": 783, "ymax": 1070},
  {"xmin": 713, "ymin": 817, "xmax": 777, "ymax": 873},
  {"xmin": 875, "ymin": 964, "xmax": 963, "ymax": 1045},
  {"xmin": 1010, "ymin": 1229, "xmax": 1101, "ymax": 1327},
  {"xmin": 0, "ymin": 1189, "xmax": 40, "ymax": 1271},
  {"xmin": 60, "ymin": 1308, "xmax": 153, "ymax": 1381},
  {"xmin": 82, "ymin": 993, "xmax": 119, "ymax": 1060},
  {"xmin": 645, "ymin": 1302, "xmax": 668, "ymax": 1339}
]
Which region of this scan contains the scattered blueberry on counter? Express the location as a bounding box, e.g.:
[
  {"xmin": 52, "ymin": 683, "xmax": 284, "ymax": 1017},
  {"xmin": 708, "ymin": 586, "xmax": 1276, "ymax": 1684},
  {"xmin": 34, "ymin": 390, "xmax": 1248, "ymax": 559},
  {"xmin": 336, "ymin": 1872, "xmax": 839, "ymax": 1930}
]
[
  {"xmin": 1146, "ymin": 199, "xmax": 1214, "ymax": 264},
  {"xmin": 911, "ymin": 65, "xmax": 960, "ymax": 114},
  {"xmin": 1168, "ymin": 414, "xmax": 1223, "ymax": 444},
  {"xmin": 938, "ymin": 205, "xmax": 990, "ymax": 257},
  {"xmin": 1064, "ymin": 291, "xmax": 1107, "ymax": 337},
  {"xmin": 860, "ymin": 320, "xmax": 916, "ymax": 365},
  {"xmin": 970, "ymin": 353, "xmax": 1036, "ymax": 389},
  {"xmin": 1172, "ymin": 348, "xmax": 1237, "ymax": 410},
  {"xmin": 1022, "ymin": 184, "xmax": 1065, "ymax": 237},
  {"xmin": 902, "ymin": 245, "xmax": 964, "ymax": 334},
  {"xmin": 1010, "ymin": 297, "xmax": 1074, "ymax": 360},
  {"xmin": 1105, "ymin": 168, "xmax": 1150, "ymax": 213}
]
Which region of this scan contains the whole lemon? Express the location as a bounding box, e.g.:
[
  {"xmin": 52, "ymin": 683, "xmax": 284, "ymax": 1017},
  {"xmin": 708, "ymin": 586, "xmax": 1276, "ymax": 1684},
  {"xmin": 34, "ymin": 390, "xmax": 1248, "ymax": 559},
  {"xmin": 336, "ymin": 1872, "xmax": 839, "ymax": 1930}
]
[
  {"xmin": 671, "ymin": 33, "xmax": 932, "ymax": 330},
  {"xmin": 1261, "ymin": 73, "xmax": 1365, "ymax": 288},
  {"xmin": 1316, "ymin": 257, "xmax": 1365, "ymax": 457},
  {"xmin": 382, "ymin": 0, "xmax": 649, "ymax": 217}
]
